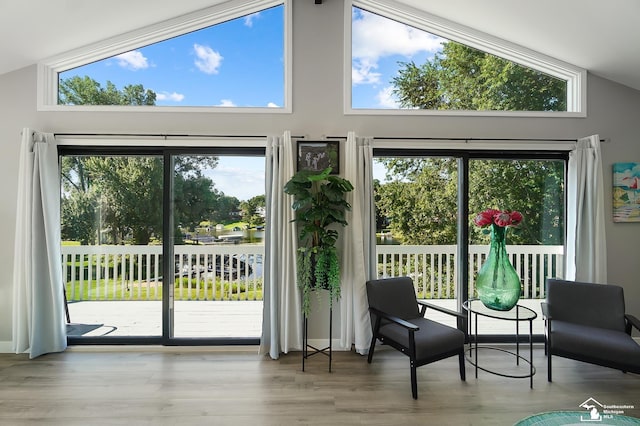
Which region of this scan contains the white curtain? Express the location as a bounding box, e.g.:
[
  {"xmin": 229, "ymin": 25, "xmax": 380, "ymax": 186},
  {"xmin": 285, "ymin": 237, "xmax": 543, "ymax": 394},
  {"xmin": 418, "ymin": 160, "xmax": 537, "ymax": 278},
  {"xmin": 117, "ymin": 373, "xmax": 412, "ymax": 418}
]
[
  {"xmin": 259, "ymin": 131, "xmax": 302, "ymax": 358},
  {"xmin": 566, "ymin": 135, "xmax": 608, "ymax": 283},
  {"xmin": 339, "ymin": 132, "xmax": 376, "ymax": 354},
  {"xmin": 13, "ymin": 129, "xmax": 67, "ymax": 358}
]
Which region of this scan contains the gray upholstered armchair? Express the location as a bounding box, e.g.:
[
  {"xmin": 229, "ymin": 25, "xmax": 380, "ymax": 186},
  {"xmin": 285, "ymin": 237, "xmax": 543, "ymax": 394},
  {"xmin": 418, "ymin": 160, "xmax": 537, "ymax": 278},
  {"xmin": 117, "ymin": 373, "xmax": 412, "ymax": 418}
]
[
  {"xmin": 366, "ymin": 277, "xmax": 466, "ymax": 399},
  {"xmin": 542, "ymin": 279, "xmax": 640, "ymax": 382}
]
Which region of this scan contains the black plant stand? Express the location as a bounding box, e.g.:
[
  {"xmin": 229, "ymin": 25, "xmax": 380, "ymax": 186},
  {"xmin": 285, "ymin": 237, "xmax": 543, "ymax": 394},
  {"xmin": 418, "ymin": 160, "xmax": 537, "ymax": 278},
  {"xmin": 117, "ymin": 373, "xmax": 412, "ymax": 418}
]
[{"xmin": 302, "ymin": 305, "xmax": 332, "ymax": 372}]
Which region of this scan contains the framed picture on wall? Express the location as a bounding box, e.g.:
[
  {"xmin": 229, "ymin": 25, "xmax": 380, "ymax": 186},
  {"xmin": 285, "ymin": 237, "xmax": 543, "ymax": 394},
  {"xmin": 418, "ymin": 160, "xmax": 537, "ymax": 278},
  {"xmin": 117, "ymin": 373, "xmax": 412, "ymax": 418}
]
[
  {"xmin": 613, "ymin": 162, "xmax": 640, "ymax": 222},
  {"xmin": 297, "ymin": 140, "xmax": 340, "ymax": 174}
]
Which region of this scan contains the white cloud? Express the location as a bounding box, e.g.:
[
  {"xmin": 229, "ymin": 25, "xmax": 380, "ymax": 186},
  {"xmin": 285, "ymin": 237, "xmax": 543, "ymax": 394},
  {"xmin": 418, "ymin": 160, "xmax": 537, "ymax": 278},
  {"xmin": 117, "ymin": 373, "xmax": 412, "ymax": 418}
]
[
  {"xmin": 217, "ymin": 99, "xmax": 236, "ymax": 107},
  {"xmin": 351, "ymin": 9, "xmax": 444, "ymax": 85},
  {"xmin": 205, "ymin": 158, "xmax": 265, "ymax": 201},
  {"xmin": 156, "ymin": 91, "xmax": 185, "ymax": 102},
  {"xmin": 193, "ymin": 44, "xmax": 223, "ymax": 74},
  {"xmin": 267, "ymin": 102, "xmax": 279, "ymax": 108},
  {"xmin": 244, "ymin": 12, "xmax": 260, "ymax": 27},
  {"xmin": 352, "ymin": 58, "xmax": 381, "ymax": 85},
  {"xmin": 376, "ymin": 86, "xmax": 400, "ymax": 108},
  {"xmin": 115, "ymin": 50, "xmax": 149, "ymax": 70}
]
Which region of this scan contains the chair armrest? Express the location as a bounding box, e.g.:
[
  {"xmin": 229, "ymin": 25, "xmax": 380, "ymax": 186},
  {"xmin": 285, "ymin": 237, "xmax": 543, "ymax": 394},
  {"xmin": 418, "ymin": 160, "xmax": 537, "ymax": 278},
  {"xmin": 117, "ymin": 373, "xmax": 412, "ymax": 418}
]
[
  {"xmin": 417, "ymin": 300, "xmax": 466, "ymax": 319},
  {"xmin": 625, "ymin": 313, "xmax": 640, "ymax": 334},
  {"xmin": 369, "ymin": 307, "xmax": 419, "ymax": 331},
  {"xmin": 541, "ymin": 302, "xmax": 551, "ymax": 319}
]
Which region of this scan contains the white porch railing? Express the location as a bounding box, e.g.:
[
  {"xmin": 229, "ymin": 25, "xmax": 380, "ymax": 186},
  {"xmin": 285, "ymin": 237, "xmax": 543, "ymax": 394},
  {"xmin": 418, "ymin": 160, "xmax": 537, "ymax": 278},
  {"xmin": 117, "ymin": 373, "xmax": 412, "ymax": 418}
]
[
  {"xmin": 62, "ymin": 244, "xmax": 563, "ymax": 301},
  {"xmin": 62, "ymin": 244, "xmax": 263, "ymax": 301},
  {"xmin": 376, "ymin": 245, "xmax": 564, "ymax": 300}
]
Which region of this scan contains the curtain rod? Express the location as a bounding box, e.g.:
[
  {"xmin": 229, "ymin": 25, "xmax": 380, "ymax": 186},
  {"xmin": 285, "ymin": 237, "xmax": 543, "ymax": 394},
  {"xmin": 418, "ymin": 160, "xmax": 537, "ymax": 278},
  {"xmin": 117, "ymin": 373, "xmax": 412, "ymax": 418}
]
[
  {"xmin": 54, "ymin": 133, "xmax": 305, "ymax": 139},
  {"xmin": 326, "ymin": 136, "xmax": 609, "ymax": 143}
]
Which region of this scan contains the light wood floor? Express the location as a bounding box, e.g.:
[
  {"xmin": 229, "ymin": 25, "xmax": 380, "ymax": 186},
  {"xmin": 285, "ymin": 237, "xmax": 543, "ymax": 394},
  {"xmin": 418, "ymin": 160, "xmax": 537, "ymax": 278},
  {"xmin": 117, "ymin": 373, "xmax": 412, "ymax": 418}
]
[{"xmin": 0, "ymin": 344, "xmax": 638, "ymax": 425}]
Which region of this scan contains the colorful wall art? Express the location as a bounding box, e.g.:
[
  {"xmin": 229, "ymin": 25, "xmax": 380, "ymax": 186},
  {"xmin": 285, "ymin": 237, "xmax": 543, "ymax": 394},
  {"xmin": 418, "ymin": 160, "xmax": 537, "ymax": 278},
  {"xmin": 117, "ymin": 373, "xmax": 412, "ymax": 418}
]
[{"xmin": 613, "ymin": 162, "xmax": 640, "ymax": 222}]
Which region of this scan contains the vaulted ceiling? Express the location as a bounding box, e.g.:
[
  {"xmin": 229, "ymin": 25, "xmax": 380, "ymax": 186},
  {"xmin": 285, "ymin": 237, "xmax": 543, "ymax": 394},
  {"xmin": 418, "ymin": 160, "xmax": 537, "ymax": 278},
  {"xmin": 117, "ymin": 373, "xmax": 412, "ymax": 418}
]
[{"xmin": 1, "ymin": 0, "xmax": 639, "ymax": 91}]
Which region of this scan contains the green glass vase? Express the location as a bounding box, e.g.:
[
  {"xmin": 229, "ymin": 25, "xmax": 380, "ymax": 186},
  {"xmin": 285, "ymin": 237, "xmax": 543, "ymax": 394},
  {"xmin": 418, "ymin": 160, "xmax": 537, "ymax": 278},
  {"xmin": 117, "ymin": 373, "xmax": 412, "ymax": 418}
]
[{"xmin": 476, "ymin": 225, "xmax": 521, "ymax": 311}]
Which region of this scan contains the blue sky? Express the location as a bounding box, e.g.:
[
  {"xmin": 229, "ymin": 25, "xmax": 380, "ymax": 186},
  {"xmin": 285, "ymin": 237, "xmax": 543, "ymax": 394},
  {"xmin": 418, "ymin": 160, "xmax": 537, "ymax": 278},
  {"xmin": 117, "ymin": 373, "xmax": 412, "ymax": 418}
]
[
  {"xmin": 351, "ymin": 7, "xmax": 444, "ymax": 109},
  {"xmin": 60, "ymin": 5, "xmax": 445, "ymax": 110},
  {"xmin": 60, "ymin": 5, "xmax": 445, "ymax": 200},
  {"xmin": 209, "ymin": 155, "xmax": 387, "ymax": 202},
  {"xmin": 207, "ymin": 157, "xmax": 265, "ymax": 201},
  {"xmin": 60, "ymin": 6, "xmax": 285, "ymax": 107}
]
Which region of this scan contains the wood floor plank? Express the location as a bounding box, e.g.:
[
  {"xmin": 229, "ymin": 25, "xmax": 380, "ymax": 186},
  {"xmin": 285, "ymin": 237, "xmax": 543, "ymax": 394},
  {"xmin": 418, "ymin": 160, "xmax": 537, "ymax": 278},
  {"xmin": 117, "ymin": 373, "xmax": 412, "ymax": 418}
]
[{"xmin": 0, "ymin": 345, "xmax": 638, "ymax": 425}]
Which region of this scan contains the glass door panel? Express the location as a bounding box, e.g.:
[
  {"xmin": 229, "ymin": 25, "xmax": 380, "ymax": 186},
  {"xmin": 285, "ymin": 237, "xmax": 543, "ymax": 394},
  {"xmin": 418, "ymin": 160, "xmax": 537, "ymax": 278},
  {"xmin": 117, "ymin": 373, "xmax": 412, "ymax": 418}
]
[
  {"xmin": 468, "ymin": 158, "xmax": 565, "ymax": 335},
  {"xmin": 373, "ymin": 156, "xmax": 459, "ymax": 328},
  {"xmin": 61, "ymin": 155, "xmax": 163, "ymax": 338},
  {"xmin": 171, "ymin": 155, "xmax": 264, "ymax": 338}
]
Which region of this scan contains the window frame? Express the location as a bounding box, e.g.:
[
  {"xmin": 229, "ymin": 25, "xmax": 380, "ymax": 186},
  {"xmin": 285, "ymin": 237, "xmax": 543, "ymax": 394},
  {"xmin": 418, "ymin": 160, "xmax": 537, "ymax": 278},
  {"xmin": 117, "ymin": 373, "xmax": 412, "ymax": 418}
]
[
  {"xmin": 59, "ymin": 141, "xmax": 266, "ymax": 346},
  {"xmin": 38, "ymin": 0, "xmax": 291, "ymax": 113},
  {"xmin": 372, "ymin": 145, "xmax": 569, "ymax": 340},
  {"xmin": 345, "ymin": 0, "xmax": 587, "ymax": 117}
]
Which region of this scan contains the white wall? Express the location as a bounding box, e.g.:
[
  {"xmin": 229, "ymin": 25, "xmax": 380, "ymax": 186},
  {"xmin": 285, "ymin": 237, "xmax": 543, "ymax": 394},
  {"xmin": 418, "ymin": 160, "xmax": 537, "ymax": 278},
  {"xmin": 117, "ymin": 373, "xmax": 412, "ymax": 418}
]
[{"xmin": 1, "ymin": 0, "xmax": 639, "ymax": 348}]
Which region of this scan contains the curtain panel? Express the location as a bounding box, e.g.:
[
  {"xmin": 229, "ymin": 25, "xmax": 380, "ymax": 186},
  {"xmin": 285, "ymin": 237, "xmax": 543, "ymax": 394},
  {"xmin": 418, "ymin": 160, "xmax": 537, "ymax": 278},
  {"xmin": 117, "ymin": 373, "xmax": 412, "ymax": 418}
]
[
  {"xmin": 566, "ymin": 134, "xmax": 607, "ymax": 283},
  {"xmin": 259, "ymin": 131, "xmax": 302, "ymax": 358},
  {"xmin": 13, "ymin": 129, "xmax": 67, "ymax": 358},
  {"xmin": 339, "ymin": 132, "xmax": 375, "ymax": 354}
]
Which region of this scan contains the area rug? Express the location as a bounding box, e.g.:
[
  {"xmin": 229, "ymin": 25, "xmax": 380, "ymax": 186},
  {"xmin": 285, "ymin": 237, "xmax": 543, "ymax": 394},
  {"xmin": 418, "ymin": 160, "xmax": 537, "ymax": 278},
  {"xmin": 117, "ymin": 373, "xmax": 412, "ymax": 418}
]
[{"xmin": 515, "ymin": 411, "xmax": 640, "ymax": 425}]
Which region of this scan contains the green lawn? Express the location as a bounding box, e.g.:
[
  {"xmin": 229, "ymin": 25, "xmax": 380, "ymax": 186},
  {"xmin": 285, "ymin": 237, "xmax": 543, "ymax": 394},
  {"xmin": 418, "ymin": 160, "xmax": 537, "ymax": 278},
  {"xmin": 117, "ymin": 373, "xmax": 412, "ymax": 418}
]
[{"xmin": 66, "ymin": 277, "xmax": 263, "ymax": 301}]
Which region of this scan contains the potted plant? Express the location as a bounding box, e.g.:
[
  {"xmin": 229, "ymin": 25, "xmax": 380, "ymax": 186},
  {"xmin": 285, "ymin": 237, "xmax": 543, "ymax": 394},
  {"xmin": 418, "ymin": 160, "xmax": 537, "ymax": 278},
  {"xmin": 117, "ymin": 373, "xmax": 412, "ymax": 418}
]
[{"xmin": 284, "ymin": 167, "xmax": 354, "ymax": 315}]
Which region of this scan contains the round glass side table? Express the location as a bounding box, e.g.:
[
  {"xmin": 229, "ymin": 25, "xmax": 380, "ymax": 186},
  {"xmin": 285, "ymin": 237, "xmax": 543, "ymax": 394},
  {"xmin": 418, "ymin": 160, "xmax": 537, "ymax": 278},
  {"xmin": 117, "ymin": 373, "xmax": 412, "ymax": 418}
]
[{"xmin": 462, "ymin": 298, "xmax": 537, "ymax": 388}]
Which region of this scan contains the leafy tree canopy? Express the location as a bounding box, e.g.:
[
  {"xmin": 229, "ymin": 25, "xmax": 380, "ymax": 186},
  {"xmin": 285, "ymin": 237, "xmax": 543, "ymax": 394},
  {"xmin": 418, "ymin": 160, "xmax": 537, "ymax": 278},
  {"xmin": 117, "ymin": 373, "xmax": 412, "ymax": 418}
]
[
  {"xmin": 61, "ymin": 154, "xmax": 228, "ymax": 245},
  {"xmin": 392, "ymin": 41, "xmax": 567, "ymax": 112},
  {"xmin": 240, "ymin": 195, "xmax": 266, "ymax": 227},
  {"xmin": 376, "ymin": 41, "xmax": 567, "ymax": 247},
  {"xmin": 376, "ymin": 158, "xmax": 564, "ymax": 246},
  {"xmin": 59, "ymin": 76, "xmax": 156, "ymax": 106}
]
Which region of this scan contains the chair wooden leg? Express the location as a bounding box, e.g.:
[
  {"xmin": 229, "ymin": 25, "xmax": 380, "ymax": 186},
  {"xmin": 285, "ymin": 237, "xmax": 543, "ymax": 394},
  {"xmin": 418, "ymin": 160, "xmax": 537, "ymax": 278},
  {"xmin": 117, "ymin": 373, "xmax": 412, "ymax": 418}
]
[
  {"xmin": 458, "ymin": 351, "xmax": 466, "ymax": 381},
  {"xmin": 547, "ymin": 351, "xmax": 552, "ymax": 382},
  {"xmin": 410, "ymin": 360, "xmax": 418, "ymax": 399}
]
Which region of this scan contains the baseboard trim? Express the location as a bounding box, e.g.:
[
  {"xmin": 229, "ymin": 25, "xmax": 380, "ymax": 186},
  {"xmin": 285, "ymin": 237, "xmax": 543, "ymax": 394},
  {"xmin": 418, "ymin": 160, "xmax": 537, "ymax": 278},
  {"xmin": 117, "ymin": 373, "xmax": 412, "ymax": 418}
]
[
  {"xmin": 2, "ymin": 338, "xmax": 637, "ymax": 353},
  {"xmin": 0, "ymin": 341, "xmax": 14, "ymax": 353}
]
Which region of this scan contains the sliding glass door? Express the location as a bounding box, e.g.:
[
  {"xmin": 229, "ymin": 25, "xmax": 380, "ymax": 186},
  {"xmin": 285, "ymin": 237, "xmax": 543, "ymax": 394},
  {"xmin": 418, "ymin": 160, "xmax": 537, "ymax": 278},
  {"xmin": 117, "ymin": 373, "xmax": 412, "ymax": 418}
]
[
  {"xmin": 171, "ymin": 154, "xmax": 265, "ymax": 339},
  {"xmin": 60, "ymin": 148, "xmax": 265, "ymax": 343},
  {"xmin": 374, "ymin": 155, "xmax": 460, "ymax": 326},
  {"xmin": 61, "ymin": 153, "xmax": 164, "ymax": 338},
  {"xmin": 373, "ymin": 150, "xmax": 567, "ymax": 337},
  {"xmin": 468, "ymin": 157, "xmax": 565, "ymax": 335}
]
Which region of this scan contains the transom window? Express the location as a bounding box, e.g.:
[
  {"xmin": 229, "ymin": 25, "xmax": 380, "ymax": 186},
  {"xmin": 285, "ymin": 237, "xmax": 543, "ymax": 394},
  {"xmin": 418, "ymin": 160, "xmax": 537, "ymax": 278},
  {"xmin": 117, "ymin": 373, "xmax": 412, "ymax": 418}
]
[
  {"xmin": 347, "ymin": 0, "xmax": 586, "ymax": 116},
  {"xmin": 38, "ymin": 0, "xmax": 290, "ymax": 112}
]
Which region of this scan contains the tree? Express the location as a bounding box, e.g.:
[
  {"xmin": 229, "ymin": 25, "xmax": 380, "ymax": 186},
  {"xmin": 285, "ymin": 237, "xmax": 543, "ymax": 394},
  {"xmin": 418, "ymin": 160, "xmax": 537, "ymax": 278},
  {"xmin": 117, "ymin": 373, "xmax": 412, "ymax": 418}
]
[
  {"xmin": 392, "ymin": 41, "xmax": 566, "ymax": 112},
  {"xmin": 376, "ymin": 158, "xmax": 458, "ymax": 245},
  {"xmin": 59, "ymin": 76, "xmax": 156, "ymax": 106},
  {"xmin": 211, "ymin": 195, "xmax": 241, "ymax": 224},
  {"xmin": 61, "ymin": 155, "xmax": 225, "ymax": 245},
  {"xmin": 173, "ymin": 175, "xmax": 218, "ymax": 231},
  {"xmin": 240, "ymin": 195, "xmax": 266, "ymax": 227},
  {"xmin": 468, "ymin": 160, "xmax": 564, "ymax": 245},
  {"xmin": 375, "ymin": 158, "xmax": 564, "ymax": 246},
  {"xmin": 83, "ymin": 157, "xmax": 164, "ymax": 245},
  {"xmin": 376, "ymin": 41, "xmax": 567, "ymax": 247},
  {"xmin": 61, "ymin": 189, "xmax": 98, "ymax": 245}
]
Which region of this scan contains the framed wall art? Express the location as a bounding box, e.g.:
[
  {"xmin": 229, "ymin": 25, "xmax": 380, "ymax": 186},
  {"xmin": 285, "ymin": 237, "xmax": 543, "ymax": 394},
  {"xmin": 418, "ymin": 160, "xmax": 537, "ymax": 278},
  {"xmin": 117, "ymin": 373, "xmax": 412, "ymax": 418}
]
[
  {"xmin": 613, "ymin": 162, "xmax": 640, "ymax": 222},
  {"xmin": 297, "ymin": 140, "xmax": 340, "ymax": 174}
]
